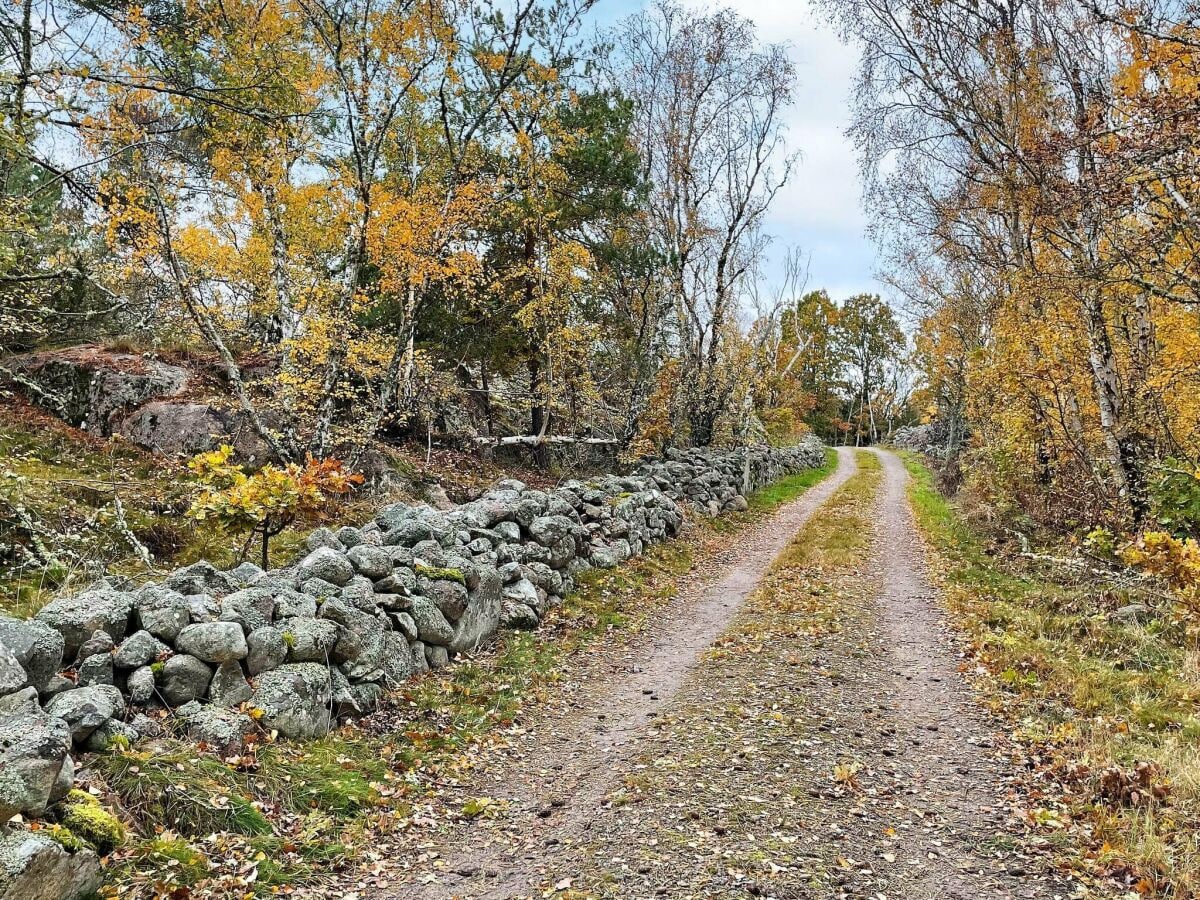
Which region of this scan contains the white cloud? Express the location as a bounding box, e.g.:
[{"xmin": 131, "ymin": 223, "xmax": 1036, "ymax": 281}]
[{"xmin": 668, "ymin": 0, "xmax": 885, "ymax": 301}]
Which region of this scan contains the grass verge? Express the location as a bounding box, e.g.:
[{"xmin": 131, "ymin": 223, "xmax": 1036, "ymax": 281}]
[
  {"xmin": 902, "ymin": 451, "xmax": 1200, "ymax": 897},
  {"xmin": 98, "ymin": 453, "xmax": 841, "ymax": 896}
]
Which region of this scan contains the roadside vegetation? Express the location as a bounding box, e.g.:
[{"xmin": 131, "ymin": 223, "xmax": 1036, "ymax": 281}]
[
  {"xmin": 0, "ymin": 402, "xmax": 566, "ymax": 619},
  {"xmin": 903, "ymin": 453, "xmax": 1199, "ymax": 897}
]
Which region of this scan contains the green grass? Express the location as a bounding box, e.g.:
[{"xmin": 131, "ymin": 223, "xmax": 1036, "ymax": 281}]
[
  {"xmin": 774, "ymin": 450, "xmax": 879, "ymax": 571},
  {"xmin": 901, "ymin": 450, "xmax": 1200, "ymax": 897},
  {"xmin": 749, "ymin": 447, "xmax": 839, "ymax": 511}
]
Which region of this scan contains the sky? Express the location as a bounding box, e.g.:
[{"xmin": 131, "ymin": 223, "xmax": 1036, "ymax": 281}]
[{"xmin": 589, "ymin": 0, "xmax": 889, "ymax": 306}]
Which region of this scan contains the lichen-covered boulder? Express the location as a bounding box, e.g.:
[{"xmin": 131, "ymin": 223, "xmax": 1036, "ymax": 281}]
[
  {"xmin": 112, "ymin": 630, "xmax": 168, "ymax": 670},
  {"xmin": 246, "ymin": 627, "xmax": 288, "ymax": 676},
  {"xmin": 183, "ymin": 593, "xmax": 220, "ymax": 624},
  {"xmin": 158, "ymin": 654, "xmax": 213, "ymax": 706},
  {"xmin": 35, "ymin": 588, "xmax": 133, "ymax": 659},
  {"xmin": 391, "ymin": 611, "xmax": 418, "ymax": 641},
  {"xmin": 383, "ymin": 515, "xmax": 451, "ymax": 548},
  {"xmin": 0, "ymin": 617, "xmax": 62, "ymax": 694},
  {"xmin": 409, "ymin": 640, "xmax": 429, "ymax": 675},
  {"xmin": 0, "ymin": 644, "xmax": 26, "ymax": 696},
  {"xmin": 175, "ymin": 622, "xmax": 248, "ymax": 663},
  {"xmin": 408, "ymin": 597, "xmax": 453, "ymax": 646},
  {"xmin": 273, "ymin": 590, "xmax": 317, "ymax": 621},
  {"xmin": 228, "ymin": 562, "xmax": 265, "ymax": 588},
  {"xmin": 297, "ymin": 547, "xmax": 354, "ymax": 587},
  {"xmin": 423, "ymin": 578, "xmax": 469, "ymax": 620},
  {"xmin": 74, "ymin": 630, "xmax": 113, "ymax": 663},
  {"xmin": 380, "ymin": 633, "xmax": 416, "ymax": 687},
  {"xmin": 165, "ymin": 560, "xmax": 236, "ymax": 598},
  {"xmin": 0, "ymin": 713, "xmax": 73, "ymax": 820},
  {"xmin": 449, "ymin": 569, "xmax": 501, "ymax": 655},
  {"xmin": 500, "ymin": 600, "xmax": 539, "ymax": 630},
  {"xmin": 528, "ymin": 515, "xmax": 575, "ymax": 548},
  {"xmin": 281, "ymin": 618, "xmax": 340, "ymax": 663},
  {"xmin": 0, "ymin": 829, "xmax": 101, "ymax": 900},
  {"xmin": 305, "ymin": 527, "xmax": 344, "ymax": 554},
  {"xmin": 425, "ymin": 644, "xmax": 450, "ymax": 670},
  {"xmin": 346, "ymin": 544, "xmax": 391, "ymax": 581},
  {"xmin": 208, "ymin": 660, "xmax": 252, "ymax": 707},
  {"xmin": 76, "ymin": 653, "xmax": 113, "ymax": 688},
  {"xmin": 335, "ymin": 526, "xmax": 365, "ymax": 549},
  {"xmin": 176, "ymin": 701, "xmax": 252, "ymax": 756},
  {"xmin": 126, "ymin": 666, "xmax": 155, "ymax": 706},
  {"xmin": 44, "ymin": 685, "xmax": 125, "ymax": 744},
  {"xmin": 249, "ymin": 663, "xmax": 332, "ymax": 740},
  {"xmin": 318, "ymin": 600, "xmax": 386, "ymax": 681},
  {"xmin": 218, "ymin": 587, "xmax": 275, "ymax": 633},
  {"xmin": 0, "ymin": 687, "xmax": 39, "ymax": 716}
]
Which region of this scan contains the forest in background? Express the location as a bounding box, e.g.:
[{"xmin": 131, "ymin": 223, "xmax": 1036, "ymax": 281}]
[
  {"xmin": 0, "ymin": 0, "xmax": 915, "ymax": 472},
  {"xmin": 823, "ymin": 0, "xmax": 1200, "ymax": 548}
]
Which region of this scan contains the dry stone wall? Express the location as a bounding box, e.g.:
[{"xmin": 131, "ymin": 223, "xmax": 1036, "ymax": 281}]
[{"xmin": 0, "ymin": 435, "xmax": 825, "ymax": 888}]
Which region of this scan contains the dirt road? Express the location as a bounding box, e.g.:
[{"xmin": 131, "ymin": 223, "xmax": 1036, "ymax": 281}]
[{"xmin": 350, "ymin": 448, "xmax": 1080, "ymax": 899}]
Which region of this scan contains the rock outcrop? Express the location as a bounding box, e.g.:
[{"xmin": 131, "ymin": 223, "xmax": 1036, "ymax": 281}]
[{"xmin": 5, "ymin": 347, "xmax": 273, "ymax": 462}]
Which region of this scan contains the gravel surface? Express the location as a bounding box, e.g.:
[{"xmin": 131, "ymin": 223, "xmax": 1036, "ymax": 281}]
[{"xmin": 344, "ymin": 448, "xmax": 1089, "ymax": 899}]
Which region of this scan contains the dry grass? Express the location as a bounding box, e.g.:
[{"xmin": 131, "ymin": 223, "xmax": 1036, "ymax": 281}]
[{"xmin": 903, "ymin": 451, "xmax": 1200, "ymax": 897}]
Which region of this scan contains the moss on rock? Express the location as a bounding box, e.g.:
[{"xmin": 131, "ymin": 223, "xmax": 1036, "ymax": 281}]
[
  {"xmin": 59, "ymin": 790, "xmax": 126, "ymax": 855},
  {"xmin": 413, "ymin": 563, "xmax": 466, "ymax": 585}
]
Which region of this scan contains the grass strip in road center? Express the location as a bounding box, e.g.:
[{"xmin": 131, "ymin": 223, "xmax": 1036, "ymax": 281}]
[{"xmin": 564, "ymin": 450, "xmax": 887, "ymax": 898}]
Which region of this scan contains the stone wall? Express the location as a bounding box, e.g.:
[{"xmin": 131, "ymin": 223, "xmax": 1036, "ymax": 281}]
[{"xmin": 0, "ymin": 436, "xmax": 825, "ymax": 862}]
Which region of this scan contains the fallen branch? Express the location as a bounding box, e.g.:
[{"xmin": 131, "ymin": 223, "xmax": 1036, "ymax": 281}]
[
  {"xmin": 0, "ymin": 365, "xmax": 70, "ymax": 417},
  {"xmin": 473, "ymin": 435, "xmax": 621, "ymax": 447}
]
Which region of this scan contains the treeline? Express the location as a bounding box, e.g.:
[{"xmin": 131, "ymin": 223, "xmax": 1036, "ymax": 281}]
[
  {"xmin": 0, "ymin": 0, "xmax": 916, "ymax": 461},
  {"xmin": 824, "ymin": 0, "xmax": 1200, "ymax": 530}
]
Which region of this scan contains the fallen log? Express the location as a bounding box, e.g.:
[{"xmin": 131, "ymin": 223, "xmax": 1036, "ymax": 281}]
[{"xmin": 473, "ymin": 434, "xmax": 621, "ymax": 447}]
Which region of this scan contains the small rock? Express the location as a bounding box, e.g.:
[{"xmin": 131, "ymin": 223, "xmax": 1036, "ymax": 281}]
[
  {"xmin": 425, "ymin": 644, "xmax": 450, "ymax": 669},
  {"xmin": 76, "ymin": 653, "xmax": 113, "ymax": 688},
  {"xmin": 208, "ymin": 660, "xmax": 252, "ymax": 706},
  {"xmin": 44, "ymin": 685, "xmax": 125, "ymax": 743},
  {"xmin": 0, "ymin": 617, "xmax": 64, "ymax": 693},
  {"xmin": 126, "ymin": 666, "xmax": 156, "ymax": 706},
  {"xmin": 346, "ymin": 544, "xmax": 392, "ymax": 581},
  {"xmin": 175, "ymin": 622, "xmax": 248, "ymax": 663},
  {"xmin": 408, "ymin": 597, "xmax": 453, "ymax": 645},
  {"xmin": 0, "ymin": 687, "xmax": 40, "ymax": 716},
  {"xmin": 0, "ymin": 644, "xmax": 27, "ymax": 696},
  {"xmin": 246, "ymin": 627, "xmax": 288, "ymax": 676},
  {"xmin": 178, "ymin": 703, "xmax": 252, "ymax": 756},
  {"xmin": 0, "ymin": 829, "xmax": 102, "ymax": 900},
  {"xmin": 159, "ymin": 654, "xmax": 213, "ymax": 706},
  {"xmin": 74, "ymin": 631, "xmax": 114, "ymax": 663},
  {"xmin": 113, "ymin": 630, "xmax": 168, "ymax": 670},
  {"xmin": 1110, "ymin": 603, "xmax": 1153, "ymax": 625},
  {"xmin": 0, "ymin": 713, "xmax": 73, "ymax": 820}
]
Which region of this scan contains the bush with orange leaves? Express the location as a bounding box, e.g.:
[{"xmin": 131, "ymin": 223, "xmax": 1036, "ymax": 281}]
[{"xmin": 187, "ymin": 445, "xmax": 362, "ymax": 568}]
